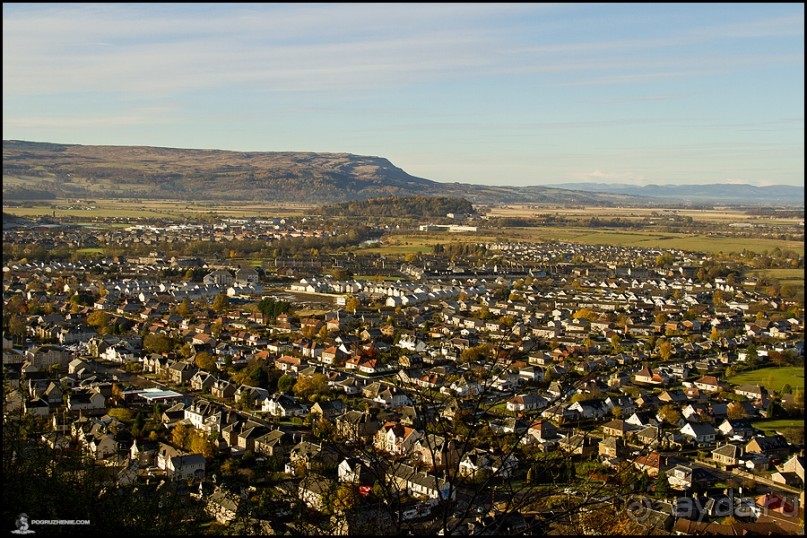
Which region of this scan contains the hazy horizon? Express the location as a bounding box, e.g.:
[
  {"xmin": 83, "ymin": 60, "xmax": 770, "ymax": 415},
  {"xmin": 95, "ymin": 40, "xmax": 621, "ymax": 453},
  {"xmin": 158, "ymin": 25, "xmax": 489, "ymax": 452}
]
[{"xmin": 3, "ymin": 3, "xmax": 804, "ymax": 188}]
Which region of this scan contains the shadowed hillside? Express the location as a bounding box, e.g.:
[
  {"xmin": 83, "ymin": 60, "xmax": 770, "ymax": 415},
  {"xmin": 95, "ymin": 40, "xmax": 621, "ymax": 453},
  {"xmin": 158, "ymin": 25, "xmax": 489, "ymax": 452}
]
[{"xmin": 4, "ymin": 140, "xmax": 638, "ymax": 205}]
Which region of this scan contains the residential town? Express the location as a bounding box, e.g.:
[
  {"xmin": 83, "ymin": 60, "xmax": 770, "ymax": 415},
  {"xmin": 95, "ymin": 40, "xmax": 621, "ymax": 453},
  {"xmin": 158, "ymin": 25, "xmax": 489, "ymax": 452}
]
[{"xmin": 3, "ymin": 214, "xmax": 804, "ymax": 536}]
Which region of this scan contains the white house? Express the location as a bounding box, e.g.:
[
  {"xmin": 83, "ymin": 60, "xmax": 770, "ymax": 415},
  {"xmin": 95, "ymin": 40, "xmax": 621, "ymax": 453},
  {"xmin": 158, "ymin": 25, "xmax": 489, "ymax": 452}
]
[{"xmin": 680, "ymin": 422, "xmax": 717, "ymax": 444}]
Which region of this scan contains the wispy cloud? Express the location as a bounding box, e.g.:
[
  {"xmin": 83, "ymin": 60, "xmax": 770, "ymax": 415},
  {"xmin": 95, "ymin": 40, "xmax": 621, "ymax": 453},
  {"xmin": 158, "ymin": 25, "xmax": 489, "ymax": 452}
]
[
  {"xmin": 3, "ymin": 3, "xmax": 546, "ymax": 96},
  {"xmin": 3, "ymin": 105, "xmax": 178, "ymax": 130},
  {"xmin": 579, "ymin": 94, "xmax": 680, "ymax": 105},
  {"xmin": 4, "ymin": 4, "xmax": 802, "ymax": 99},
  {"xmin": 2, "ymin": 3, "xmax": 802, "ymax": 187}
]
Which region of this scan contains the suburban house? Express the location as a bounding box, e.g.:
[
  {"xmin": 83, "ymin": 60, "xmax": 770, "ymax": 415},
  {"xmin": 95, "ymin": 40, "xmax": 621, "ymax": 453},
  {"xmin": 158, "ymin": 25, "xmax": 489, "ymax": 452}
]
[
  {"xmin": 712, "ymin": 442, "xmax": 744, "ymax": 468},
  {"xmin": 717, "ymin": 418, "xmax": 756, "ymax": 439},
  {"xmin": 558, "ymin": 433, "xmax": 596, "ymax": 457},
  {"xmin": 506, "ymin": 393, "xmax": 547, "ymax": 413},
  {"xmin": 310, "ymin": 399, "xmax": 346, "ymax": 421},
  {"xmin": 211, "ymin": 379, "xmax": 237, "ymax": 400},
  {"xmin": 734, "ymin": 384, "xmax": 767, "ymax": 400},
  {"xmin": 693, "ymin": 375, "xmax": 722, "ymax": 393},
  {"xmin": 413, "ymin": 434, "xmax": 461, "ymax": 471},
  {"xmin": 523, "ymin": 420, "xmax": 560, "ymax": 445},
  {"xmin": 599, "ymin": 436, "xmax": 627, "ymax": 459},
  {"xmin": 373, "ymin": 386, "xmax": 412, "ymax": 409},
  {"xmin": 169, "ymin": 360, "xmax": 198, "ymax": 385},
  {"xmin": 156, "ymin": 443, "xmax": 206, "ymax": 480},
  {"xmin": 337, "ymin": 457, "xmax": 375, "ymax": 485},
  {"xmin": 189, "ymin": 371, "xmax": 216, "ymax": 392},
  {"xmin": 253, "ymin": 429, "xmax": 294, "ymax": 461},
  {"xmin": 459, "ymin": 448, "xmax": 519, "ymax": 479},
  {"xmin": 335, "ymin": 410, "xmax": 382, "ymax": 444},
  {"xmin": 680, "ymin": 422, "xmax": 717, "ymax": 445},
  {"xmin": 374, "ymin": 421, "xmax": 421, "ymax": 457},
  {"xmin": 67, "ymin": 388, "xmax": 106, "ymax": 416},
  {"xmin": 632, "ymin": 452, "xmax": 670, "ymax": 477},
  {"xmin": 602, "ymin": 419, "xmax": 632, "ymax": 438},
  {"xmin": 388, "ymin": 463, "xmax": 455, "ymax": 501},
  {"xmin": 262, "ymin": 393, "xmax": 307, "ymax": 417},
  {"xmin": 633, "ymin": 364, "xmax": 669, "ymax": 386},
  {"xmin": 667, "ymin": 464, "xmax": 717, "ymax": 490},
  {"xmin": 745, "ymin": 435, "xmax": 791, "ymax": 461}
]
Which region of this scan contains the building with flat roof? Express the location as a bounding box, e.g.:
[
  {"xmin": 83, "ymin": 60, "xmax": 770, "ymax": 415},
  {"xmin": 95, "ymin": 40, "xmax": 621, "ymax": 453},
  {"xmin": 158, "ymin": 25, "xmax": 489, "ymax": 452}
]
[{"xmin": 125, "ymin": 387, "xmax": 185, "ymax": 404}]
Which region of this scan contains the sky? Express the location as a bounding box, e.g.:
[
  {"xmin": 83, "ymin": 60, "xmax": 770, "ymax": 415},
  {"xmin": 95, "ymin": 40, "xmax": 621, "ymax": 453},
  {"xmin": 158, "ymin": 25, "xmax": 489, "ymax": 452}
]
[{"xmin": 3, "ymin": 3, "xmax": 804, "ymax": 187}]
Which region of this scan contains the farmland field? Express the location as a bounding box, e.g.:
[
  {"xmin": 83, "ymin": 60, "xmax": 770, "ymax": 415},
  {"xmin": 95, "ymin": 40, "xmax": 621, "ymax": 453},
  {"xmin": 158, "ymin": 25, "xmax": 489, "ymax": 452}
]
[
  {"xmin": 483, "ymin": 204, "xmax": 803, "ymax": 256},
  {"xmin": 2, "ymin": 199, "xmax": 315, "ymax": 220},
  {"xmin": 749, "ymin": 268, "xmax": 806, "ymax": 280},
  {"xmin": 4, "ymin": 199, "xmax": 803, "ymax": 258},
  {"xmin": 748, "ymin": 268, "xmax": 804, "ymax": 300},
  {"xmin": 726, "ymin": 366, "xmax": 804, "ymax": 392},
  {"xmin": 487, "ymin": 205, "xmax": 802, "ymax": 226},
  {"xmin": 507, "ymin": 226, "xmax": 803, "ymax": 256},
  {"xmin": 748, "ymin": 269, "xmax": 805, "ymax": 287}
]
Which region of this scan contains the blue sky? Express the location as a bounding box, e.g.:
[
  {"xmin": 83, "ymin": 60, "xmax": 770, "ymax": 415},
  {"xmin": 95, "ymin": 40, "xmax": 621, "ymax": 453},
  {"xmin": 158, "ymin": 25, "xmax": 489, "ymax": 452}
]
[{"xmin": 3, "ymin": 3, "xmax": 803, "ymax": 187}]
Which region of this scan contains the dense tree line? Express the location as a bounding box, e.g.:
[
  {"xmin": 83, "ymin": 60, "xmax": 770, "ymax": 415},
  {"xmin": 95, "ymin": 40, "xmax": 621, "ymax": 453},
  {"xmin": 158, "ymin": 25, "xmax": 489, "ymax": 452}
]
[
  {"xmin": 431, "ymin": 243, "xmax": 488, "ymax": 257},
  {"xmin": 320, "ymin": 196, "xmax": 474, "ymax": 218},
  {"xmin": 256, "ymin": 297, "xmax": 292, "ymax": 319},
  {"xmin": 489, "ymin": 217, "xmax": 548, "ymax": 228}
]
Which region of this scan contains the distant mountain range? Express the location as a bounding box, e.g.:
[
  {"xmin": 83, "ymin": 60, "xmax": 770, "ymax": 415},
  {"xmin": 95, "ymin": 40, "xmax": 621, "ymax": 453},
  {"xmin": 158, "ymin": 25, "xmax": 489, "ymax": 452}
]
[
  {"xmin": 545, "ymin": 182, "xmax": 804, "ymax": 205},
  {"xmin": 3, "ymin": 140, "xmax": 802, "ymax": 206}
]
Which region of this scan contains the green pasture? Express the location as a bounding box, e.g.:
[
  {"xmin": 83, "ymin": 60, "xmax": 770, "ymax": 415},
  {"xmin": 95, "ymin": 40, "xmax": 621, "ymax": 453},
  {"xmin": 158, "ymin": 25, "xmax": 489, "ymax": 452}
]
[
  {"xmin": 750, "ymin": 419, "xmax": 804, "ymax": 436},
  {"xmin": 726, "ymin": 366, "xmax": 804, "ymax": 392},
  {"xmin": 748, "ymin": 269, "xmax": 805, "ymax": 291},
  {"xmin": 749, "ymin": 268, "xmax": 804, "ymax": 300},
  {"xmin": 75, "ymin": 247, "xmax": 107, "ymax": 256},
  {"xmin": 227, "ymin": 258, "xmax": 266, "ymax": 268},
  {"xmin": 364, "ymin": 245, "xmax": 433, "ymax": 255},
  {"xmin": 361, "ymin": 237, "xmax": 441, "ymax": 256},
  {"xmin": 361, "ymin": 231, "xmax": 505, "ymax": 257}
]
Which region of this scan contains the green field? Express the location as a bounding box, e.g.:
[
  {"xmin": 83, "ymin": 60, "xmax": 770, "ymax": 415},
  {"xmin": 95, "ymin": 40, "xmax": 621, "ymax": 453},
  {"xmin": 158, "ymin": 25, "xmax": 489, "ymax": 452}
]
[
  {"xmin": 3, "ymin": 199, "xmax": 315, "ymax": 220},
  {"xmin": 361, "ymin": 226, "xmax": 804, "ymax": 258},
  {"xmin": 749, "ymin": 269, "xmax": 805, "ymax": 289},
  {"xmin": 750, "ymin": 419, "xmax": 804, "ymax": 436},
  {"xmin": 508, "ymin": 226, "xmax": 804, "ymax": 257},
  {"xmin": 726, "ymin": 366, "xmax": 804, "ymax": 392},
  {"xmin": 75, "ymin": 247, "xmax": 107, "ymax": 257},
  {"xmin": 5, "ymin": 205, "xmax": 173, "ymax": 219},
  {"xmin": 749, "ymin": 268, "xmax": 806, "ymax": 280},
  {"xmin": 5, "ymin": 199, "xmax": 803, "ymax": 259},
  {"xmin": 748, "ymin": 268, "xmax": 804, "ymax": 301}
]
